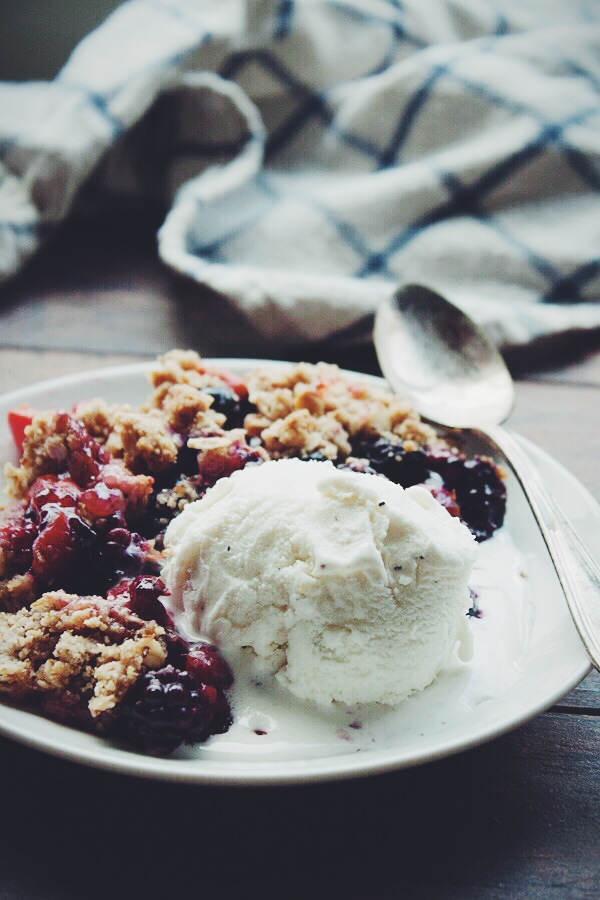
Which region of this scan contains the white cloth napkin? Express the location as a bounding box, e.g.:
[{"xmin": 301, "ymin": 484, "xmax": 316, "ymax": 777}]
[{"xmin": 1, "ymin": 0, "xmax": 599, "ymax": 347}]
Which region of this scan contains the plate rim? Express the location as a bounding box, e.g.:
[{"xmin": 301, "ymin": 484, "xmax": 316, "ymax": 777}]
[{"xmin": 0, "ymin": 358, "xmax": 593, "ymax": 785}]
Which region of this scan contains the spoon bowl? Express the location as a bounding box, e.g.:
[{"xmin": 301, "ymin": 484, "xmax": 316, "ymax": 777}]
[
  {"xmin": 374, "ymin": 284, "xmax": 514, "ymax": 428},
  {"xmin": 374, "ymin": 283, "xmax": 600, "ymax": 672}
]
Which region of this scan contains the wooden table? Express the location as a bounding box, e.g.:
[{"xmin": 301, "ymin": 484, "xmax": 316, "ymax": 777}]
[{"xmin": 1, "ymin": 211, "xmax": 599, "ymax": 899}]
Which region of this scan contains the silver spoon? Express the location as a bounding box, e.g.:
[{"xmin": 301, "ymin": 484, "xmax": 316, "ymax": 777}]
[{"xmin": 374, "ymin": 283, "xmax": 600, "ymax": 671}]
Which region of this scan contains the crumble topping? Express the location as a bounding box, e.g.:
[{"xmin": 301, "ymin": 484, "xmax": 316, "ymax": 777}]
[
  {"xmin": 105, "ymin": 408, "xmax": 179, "ymax": 474},
  {"xmin": 0, "ymin": 591, "xmax": 166, "ymax": 719},
  {"xmin": 149, "ymin": 382, "xmax": 224, "ymax": 433},
  {"xmin": 0, "ymin": 573, "xmax": 37, "ymax": 614},
  {"xmin": 75, "ymin": 398, "xmax": 130, "ymax": 444},
  {"xmin": 244, "ymin": 362, "xmax": 437, "ymax": 458},
  {"xmin": 4, "ymin": 411, "xmax": 73, "ymax": 498},
  {"xmin": 150, "ymin": 349, "xmax": 221, "ymax": 390}
]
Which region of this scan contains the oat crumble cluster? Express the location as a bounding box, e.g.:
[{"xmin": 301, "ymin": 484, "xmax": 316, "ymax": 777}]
[{"xmin": 0, "ymin": 350, "xmax": 506, "ymax": 755}]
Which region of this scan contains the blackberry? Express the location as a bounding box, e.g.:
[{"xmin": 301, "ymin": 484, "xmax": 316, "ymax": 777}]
[
  {"xmin": 100, "ymin": 527, "xmax": 149, "ymax": 583},
  {"xmin": 125, "ymin": 665, "xmax": 231, "ymax": 755},
  {"xmin": 428, "ymin": 454, "xmax": 506, "ymax": 542},
  {"xmin": 352, "ymin": 435, "xmax": 506, "ymax": 541},
  {"xmin": 300, "ymin": 451, "xmax": 330, "ymax": 462},
  {"xmin": 202, "ymin": 385, "xmax": 242, "ymax": 423},
  {"xmin": 176, "ymin": 444, "xmax": 202, "ymax": 477},
  {"xmin": 352, "ymin": 436, "xmax": 430, "ymax": 487}
]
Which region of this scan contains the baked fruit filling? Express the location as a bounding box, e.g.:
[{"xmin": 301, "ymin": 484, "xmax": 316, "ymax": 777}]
[{"xmin": 0, "ymin": 351, "xmax": 506, "ymax": 754}]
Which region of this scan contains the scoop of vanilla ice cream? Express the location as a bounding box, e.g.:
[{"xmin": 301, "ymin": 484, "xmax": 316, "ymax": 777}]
[{"xmin": 162, "ymin": 459, "xmax": 477, "ymax": 706}]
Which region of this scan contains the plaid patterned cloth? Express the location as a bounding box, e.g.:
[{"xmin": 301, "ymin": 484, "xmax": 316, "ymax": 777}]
[{"xmin": 1, "ymin": 0, "xmax": 599, "ymax": 346}]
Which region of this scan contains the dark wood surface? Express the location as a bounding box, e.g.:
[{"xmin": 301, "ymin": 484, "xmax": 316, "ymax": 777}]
[{"xmin": 1, "ymin": 212, "xmax": 599, "ymax": 900}]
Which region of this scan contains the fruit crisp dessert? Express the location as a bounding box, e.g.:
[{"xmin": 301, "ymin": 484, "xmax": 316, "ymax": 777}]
[{"xmin": 0, "ymin": 350, "xmax": 506, "ymax": 756}]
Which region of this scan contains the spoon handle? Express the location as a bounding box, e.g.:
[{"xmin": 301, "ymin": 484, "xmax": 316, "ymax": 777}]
[{"xmin": 482, "ymin": 424, "xmax": 600, "ymax": 672}]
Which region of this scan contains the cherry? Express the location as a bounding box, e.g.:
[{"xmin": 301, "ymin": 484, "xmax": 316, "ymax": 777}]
[
  {"xmin": 31, "ymin": 507, "xmax": 94, "ymax": 586},
  {"xmin": 79, "ymin": 482, "xmax": 125, "ymax": 520},
  {"xmin": 197, "ymin": 441, "xmax": 263, "ymax": 486},
  {"xmin": 186, "ymin": 644, "xmax": 234, "ymax": 690}
]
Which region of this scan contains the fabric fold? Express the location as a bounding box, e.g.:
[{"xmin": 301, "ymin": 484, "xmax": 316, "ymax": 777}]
[{"xmin": 0, "ymin": 0, "xmax": 599, "ymax": 347}]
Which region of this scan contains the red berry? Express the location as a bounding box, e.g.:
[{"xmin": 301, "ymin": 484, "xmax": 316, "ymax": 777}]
[
  {"xmin": 0, "ymin": 502, "xmax": 37, "ymax": 575},
  {"xmin": 198, "ymin": 442, "xmax": 263, "ymax": 486},
  {"xmin": 7, "ymin": 405, "xmax": 36, "ymax": 455},
  {"xmin": 28, "ymin": 476, "xmax": 81, "ymax": 521},
  {"xmin": 54, "ymin": 412, "xmax": 107, "ymax": 486},
  {"xmin": 199, "ymin": 365, "xmax": 248, "ymax": 399},
  {"xmin": 31, "ymin": 507, "xmax": 93, "ymax": 585},
  {"xmin": 124, "ymin": 575, "xmax": 171, "ymax": 626},
  {"xmin": 106, "ymin": 578, "xmax": 133, "ymax": 602},
  {"xmin": 79, "ymin": 482, "xmax": 125, "ymax": 520},
  {"xmin": 186, "ymin": 644, "xmax": 234, "ymax": 690},
  {"xmin": 426, "ymin": 483, "xmax": 460, "ymax": 517}
]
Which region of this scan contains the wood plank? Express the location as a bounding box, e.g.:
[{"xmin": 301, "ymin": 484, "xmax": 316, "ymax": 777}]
[
  {"xmin": 557, "ymin": 670, "xmax": 600, "ymax": 712},
  {"xmin": 510, "ymin": 379, "xmax": 600, "ymax": 501},
  {"xmin": 0, "ymin": 211, "xmax": 283, "ymax": 359}
]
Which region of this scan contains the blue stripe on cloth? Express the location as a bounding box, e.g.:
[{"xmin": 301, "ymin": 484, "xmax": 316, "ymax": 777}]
[
  {"xmin": 560, "ymin": 146, "xmax": 600, "ymax": 191},
  {"xmin": 327, "ymin": 0, "xmax": 425, "ymax": 49},
  {"xmin": 543, "ymin": 258, "xmax": 600, "ymax": 303},
  {"xmin": 274, "ymin": 0, "xmax": 295, "ymax": 39},
  {"xmin": 445, "ymin": 59, "xmax": 600, "ymax": 126},
  {"xmin": 376, "ymin": 63, "xmax": 450, "ymax": 169},
  {"xmin": 221, "ymin": 51, "xmax": 383, "ymax": 161},
  {"xmin": 260, "ymin": 174, "xmax": 376, "ymax": 266},
  {"xmin": 475, "ymin": 211, "xmax": 562, "ymax": 284},
  {"xmin": 267, "ymin": 90, "xmax": 383, "ymax": 161},
  {"xmin": 54, "ymin": 80, "xmax": 125, "ymax": 138},
  {"xmin": 55, "ymin": 38, "xmax": 207, "ymax": 143},
  {"xmin": 380, "ymin": 0, "xmax": 405, "ymax": 10},
  {"xmin": 577, "ymin": 0, "xmax": 600, "ymax": 23},
  {"xmin": 187, "ymin": 177, "xmax": 279, "ymax": 258},
  {"xmin": 1, "ymin": 221, "xmax": 51, "ymax": 238},
  {"xmin": 492, "ymin": 9, "xmax": 510, "ymax": 36},
  {"xmin": 309, "ymin": 202, "xmax": 386, "ymax": 271},
  {"xmin": 254, "ymin": 172, "xmax": 279, "ymax": 200},
  {"xmin": 358, "ymin": 251, "xmax": 396, "ymax": 278},
  {"xmin": 437, "ymin": 71, "xmax": 600, "ymax": 190},
  {"xmin": 560, "ymin": 58, "xmax": 600, "ymax": 96},
  {"xmin": 373, "ymin": 33, "xmax": 512, "ymax": 170},
  {"xmin": 362, "ymin": 108, "xmax": 595, "ymax": 275},
  {"xmin": 0, "ymin": 137, "xmax": 18, "ymax": 160},
  {"xmin": 369, "ymin": 24, "xmax": 600, "ymax": 174},
  {"xmin": 221, "ymin": 49, "xmax": 302, "ymax": 88},
  {"xmin": 1, "ymin": 222, "xmax": 36, "ymax": 236}
]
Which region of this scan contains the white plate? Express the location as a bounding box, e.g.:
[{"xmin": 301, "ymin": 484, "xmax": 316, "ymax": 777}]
[{"xmin": 0, "ymin": 360, "xmax": 595, "ymax": 784}]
